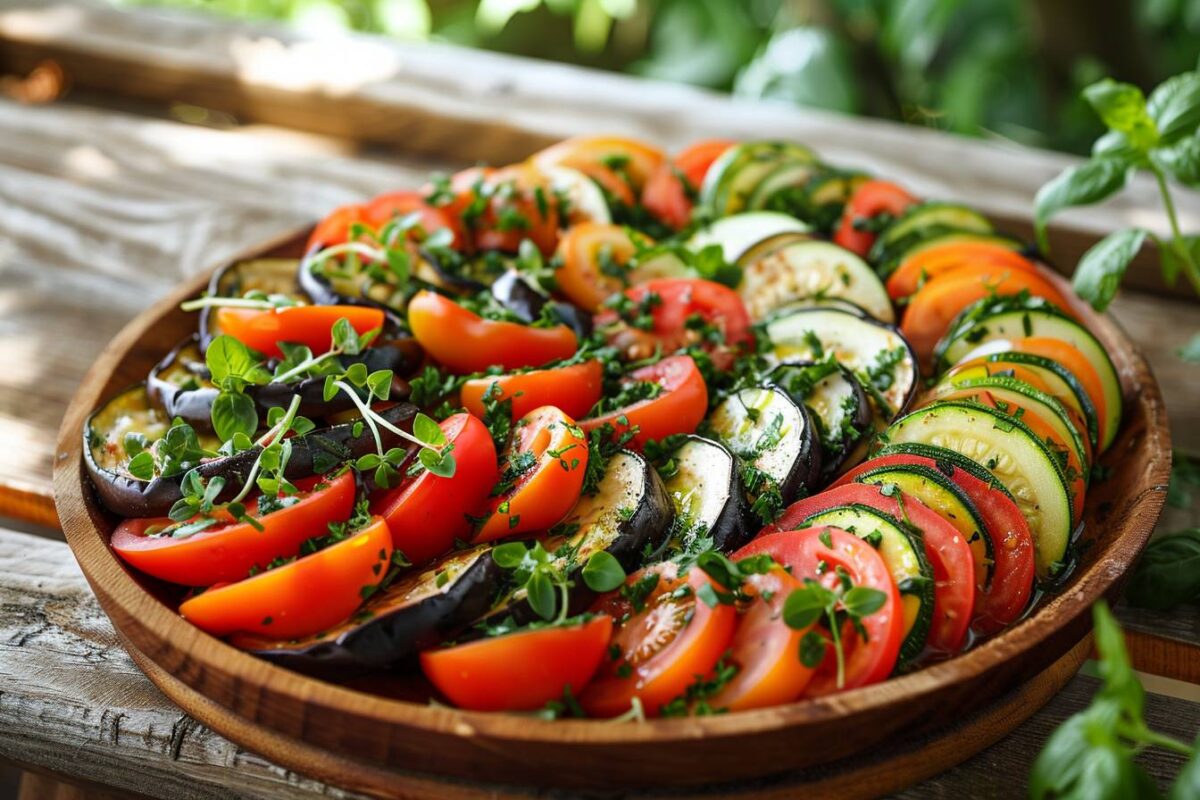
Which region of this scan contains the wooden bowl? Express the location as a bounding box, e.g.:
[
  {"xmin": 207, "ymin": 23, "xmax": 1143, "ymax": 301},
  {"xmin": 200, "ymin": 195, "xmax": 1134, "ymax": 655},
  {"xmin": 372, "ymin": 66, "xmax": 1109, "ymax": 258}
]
[{"xmin": 53, "ymin": 228, "xmax": 1171, "ymax": 796}]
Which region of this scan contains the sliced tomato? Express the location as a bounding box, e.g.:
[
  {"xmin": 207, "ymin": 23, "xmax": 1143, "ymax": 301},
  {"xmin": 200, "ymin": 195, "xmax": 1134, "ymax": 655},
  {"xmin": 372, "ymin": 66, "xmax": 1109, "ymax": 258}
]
[
  {"xmin": 534, "ymin": 135, "xmax": 666, "ymax": 200},
  {"xmin": 642, "ymin": 139, "xmax": 735, "ymax": 229},
  {"xmin": 734, "ymin": 526, "xmax": 903, "ymax": 694},
  {"xmin": 473, "ymin": 406, "xmax": 588, "ymax": 542},
  {"xmin": 833, "ymin": 180, "xmax": 918, "ymax": 257},
  {"xmin": 554, "ymin": 223, "xmax": 646, "ymax": 312},
  {"xmin": 835, "ymin": 452, "xmax": 1035, "ymax": 635},
  {"xmin": 370, "ymin": 413, "xmax": 498, "ymax": 565},
  {"xmin": 579, "ymin": 355, "xmax": 708, "ymax": 449},
  {"xmin": 421, "ymin": 616, "xmax": 613, "ymax": 712},
  {"xmin": 887, "ymin": 242, "xmax": 1038, "ymax": 301},
  {"xmin": 597, "ymin": 278, "xmax": 753, "ymax": 370},
  {"xmin": 179, "ymin": 515, "xmax": 392, "ymax": 639},
  {"xmin": 441, "ymin": 165, "xmax": 561, "ymax": 255},
  {"xmin": 707, "ymin": 567, "xmax": 815, "ymax": 711},
  {"xmin": 407, "ymin": 290, "xmax": 577, "ymax": 373},
  {"xmin": 900, "ymin": 266, "xmax": 1075, "ymax": 369},
  {"xmin": 215, "ymin": 305, "xmax": 385, "ymax": 360},
  {"xmin": 581, "ymin": 562, "xmax": 737, "ymax": 717},
  {"xmin": 364, "ymin": 190, "xmax": 465, "ymax": 249},
  {"xmin": 460, "ymin": 361, "xmax": 603, "ymax": 422},
  {"xmin": 307, "ymin": 203, "xmax": 368, "ymax": 252},
  {"xmin": 766, "ymin": 482, "xmax": 976, "ymax": 655}
]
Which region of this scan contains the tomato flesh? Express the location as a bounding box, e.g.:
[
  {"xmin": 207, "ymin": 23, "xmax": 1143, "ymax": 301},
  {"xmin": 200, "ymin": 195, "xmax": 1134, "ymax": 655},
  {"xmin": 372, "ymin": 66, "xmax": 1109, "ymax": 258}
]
[
  {"xmin": 460, "ymin": 361, "xmax": 603, "ymax": 422},
  {"xmin": 215, "ymin": 305, "xmax": 385, "ymax": 360},
  {"xmin": 364, "ymin": 190, "xmax": 465, "ymax": 250},
  {"xmin": 554, "ymin": 223, "xmax": 645, "ymax": 312},
  {"xmin": 579, "ymin": 355, "xmax": 708, "ymax": 449},
  {"xmin": 833, "ymin": 180, "xmax": 917, "ymax": 257},
  {"xmin": 642, "ymin": 139, "xmax": 734, "ymax": 229},
  {"xmin": 307, "ymin": 203, "xmax": 368, "ymax": 252}
]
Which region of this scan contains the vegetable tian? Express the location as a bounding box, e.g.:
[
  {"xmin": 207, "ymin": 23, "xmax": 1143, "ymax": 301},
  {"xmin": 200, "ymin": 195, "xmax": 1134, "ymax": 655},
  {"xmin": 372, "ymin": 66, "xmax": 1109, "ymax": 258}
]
[{"xmin": 86, "ymin": 136, "xmax": 1122, "ymax": 718}]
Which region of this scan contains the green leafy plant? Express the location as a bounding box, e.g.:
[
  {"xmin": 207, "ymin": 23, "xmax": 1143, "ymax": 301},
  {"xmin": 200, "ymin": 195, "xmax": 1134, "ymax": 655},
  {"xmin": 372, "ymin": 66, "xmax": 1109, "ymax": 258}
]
[
  {"xmin": 490, "ymin": 540, "xmax": 627, "ymax": 624},
  {"xmin": 1126, "ymin": 529, "xmax": 1200, "ymax": 611},
  {"xmin": 1035, "ymin": 70, "xmax": 1200, "ymax": 312},
  {"xmin": 1029, "ymin": 602, "xmax": 1200, "ymax": 799}
]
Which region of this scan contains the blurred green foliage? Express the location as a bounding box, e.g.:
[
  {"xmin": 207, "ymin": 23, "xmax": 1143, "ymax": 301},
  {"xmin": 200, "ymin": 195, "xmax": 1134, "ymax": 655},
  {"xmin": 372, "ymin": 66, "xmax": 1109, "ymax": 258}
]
[{"xmin": 113, "ymin": 0, "xmax": 1200, "ymax": 155}]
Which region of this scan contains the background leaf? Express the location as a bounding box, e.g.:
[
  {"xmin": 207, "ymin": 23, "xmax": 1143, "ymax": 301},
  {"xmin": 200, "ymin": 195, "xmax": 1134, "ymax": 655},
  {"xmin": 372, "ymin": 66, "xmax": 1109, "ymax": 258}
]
[
  {"xmin": 1072, "ymin": 228, "xmax": 1148, "ymax": 311},
  {"xmin": 1034, "ymin": 156, "xmax": 1133, "ymax": 250}
]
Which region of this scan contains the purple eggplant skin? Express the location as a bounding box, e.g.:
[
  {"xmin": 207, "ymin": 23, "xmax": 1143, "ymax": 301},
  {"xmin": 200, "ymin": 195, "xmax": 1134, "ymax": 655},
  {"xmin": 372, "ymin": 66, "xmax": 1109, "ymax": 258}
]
[
  {"xmin": 199, "ymin": 258, "xmax": 310, "ymax": 351},
  {"xmin": 232, "ymin": 545, "xmax": 501, "ymax": 677},
  {"xmin": 490, "ymin": 270, "xmax": 592, "ymax": 340},
  {"xmin": 298, "ymin": 245, "xmax": 486, "ymax": 311},
  {"xmin": 85, "ymin": 388, "xmax": 418, "ymax": 518}
]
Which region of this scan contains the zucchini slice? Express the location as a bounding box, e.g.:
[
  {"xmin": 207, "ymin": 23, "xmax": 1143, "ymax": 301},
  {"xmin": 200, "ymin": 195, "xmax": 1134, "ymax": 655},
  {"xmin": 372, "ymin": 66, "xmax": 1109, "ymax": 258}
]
[
  {"xmin": 868, "ymin": 202, "xmax": 993, "ymax": 266},
  {"xmin": 658, "ymin": 435, "xmax": 750, "ymax": 553},
  {"xmin": 852, "ymin": 463, "xmax": 994, "ymax": 597},
  {"xmin": 688, "ymin": 211, "xmax": 810, "ymax": 264},
  {"xmin": 199, "ymin": 258, "xmax": 308, "ymax": 348},
  {"xmin": 766, "ymin": 307, "xmax": 919, "ymax": 420},
  {"xmin": 802, "ymin": 503, "xmax": 934, "ymax": 666},
  {"xmin": 739, "ymin": 239, "xmax": 893, "ymax": 322},
  {"xmin": 707, "ymin": 386, "xmax": 820, "ymax": 504},
  {"xmin": 700, "ymin": 141, "xmax": 819, "ymax": 216},
  {"xmin": 768, "ymin": 360, "xmax": 872, "ymax": 482},
  {"xmin": 874, "ymin": 441, "xmax": 1015, "ymax": 499},
  {"xmin": 934, "ymin": 296, "xmax": 1122, "ymax": 450},
  {"xmin": 882, "ymin": 400, "xmax": 1072, "ymax": 578}
]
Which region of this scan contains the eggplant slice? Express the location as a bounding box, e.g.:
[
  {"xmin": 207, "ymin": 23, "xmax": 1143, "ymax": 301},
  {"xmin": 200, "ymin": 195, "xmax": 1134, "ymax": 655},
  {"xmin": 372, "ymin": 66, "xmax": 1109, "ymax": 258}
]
[
  {"xmin": 658, "ymin": 436, "xmax": 750, "ymax": 552},
  {"xmin": 198, "ymin": 259, "xmax": 309, "ymax": 349},
  {"xmin": 768, "ymin": 360, "xmax": 873, "ymax": 483},
  {"xmin": 299, "ymin": 242, "xmax": 489, "ymax": 310},
  {"xmin": 231, "ymin": 544, "xmax": 501, "ymax": 676},
  {"xmin": 490, "ymin": 270, "xmax": 592, "ymax": 340},
  {"xmin": 85, "ymin": 384, "xmax": 418, "ymax": 517}
]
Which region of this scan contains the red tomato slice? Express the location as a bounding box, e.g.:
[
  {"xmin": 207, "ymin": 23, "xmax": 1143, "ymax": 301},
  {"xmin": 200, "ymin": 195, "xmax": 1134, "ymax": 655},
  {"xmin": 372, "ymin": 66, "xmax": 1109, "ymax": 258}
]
[
  {"xmin": 179, "ymin": 515, "xmax": 392, "ymax": 639},
  {"xmin": 370, "ymin": 413, "xmax": 498, "ymax": 565},
  {"xmin": 597, "ymin": 278, "xmax": 753, "ymax": 370},
  {"xmin": 364, "ymin": 190, "xmax": 465, "ymax": 249},
  {"xmin": 111, "ymin": 473, "xmax": 355, "ymax": 587},
  {"xmin": 766, "ymin": 482, "xmax": 976, "ymax": 655},
  {"xmin": 460, "ymin": 360, "xmax": 603, "ymax": 421},
  {"xmin": 579, "ymin": 355, "xmax": 708, "ymax": 449},
  {"xmin": 533, "ymin": 135, "xmax": 666, "ymax": 196},
  {"xmin": 441, "ymin": 165, "xmax": 561, "ymax": 255},
  {"xmin": 707, "ymin": 568, "xmax": 815, "ymax": 711},
  {"xmin": 734, "ymin": 526, "xmax": 903, "ymax": 694},
  {"xmin": 887, "ymin": 242, "xmax": 1038, "ymax": 301},
  {"xmin": 834, "ymin": 453, "xmax": 1035, "ymax": 635},
  {"xmin": 473, "ymin": 406, "xmax": 588, "ymax": 542},
  {"xmin": 554, "ymin": 222, "xmax": 644, "ymax": 312},
  {"xmin": 641, "ymin": 139, "xmax": 735, "ymax": 229},
  {"xmin": 407, "ymin": 290, "xmax": 578, "ymax": 373},
  {"xmin": 307, "ymin": 203, "xmax": 368, "ymax": 252},
  {"xmin": 833, "ymin": 180, "xmax": 918, "ymax": 257},
  {"xmin": 421, "ymin": 616, "xmax": 613, "ymax": 712},
  {"xmin": 581, "ymin": 562, "xmax": 738, "ymax": 717},
  {"xmin": 215, "ymin": 305, "xmax": 385, "ymax": 360}
]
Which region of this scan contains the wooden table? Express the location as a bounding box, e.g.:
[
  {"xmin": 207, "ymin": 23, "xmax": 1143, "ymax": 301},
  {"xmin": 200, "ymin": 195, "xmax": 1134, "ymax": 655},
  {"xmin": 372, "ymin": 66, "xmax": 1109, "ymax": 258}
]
[{"xmin": 0, "ymin": 2, "xmax": 1198, "ymax": 797}]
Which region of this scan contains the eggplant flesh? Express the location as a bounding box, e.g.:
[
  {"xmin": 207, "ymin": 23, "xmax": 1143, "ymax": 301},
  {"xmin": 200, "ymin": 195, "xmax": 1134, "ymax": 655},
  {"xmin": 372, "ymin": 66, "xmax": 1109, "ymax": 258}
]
[
  {"xmin": 85, "ymin": 385, "xmax": 418, "ymax": 518},
  {"xmin": 298, "ymin": 244, "xmax": 487, "ymax": 311},
  {"xmin": 199, "ymin": 259, "xmax": 308, "ymax": 349},
  {"xmin": 768, "ymin": 360, "xmax": 873, "ymax": 484},
  {"xmin": 659, "ymin": 436, "xmax": 750, "ymax": 552},
  {"xmin": 231, "ymin": 544, "xmax": 501, "ymax": 676}
]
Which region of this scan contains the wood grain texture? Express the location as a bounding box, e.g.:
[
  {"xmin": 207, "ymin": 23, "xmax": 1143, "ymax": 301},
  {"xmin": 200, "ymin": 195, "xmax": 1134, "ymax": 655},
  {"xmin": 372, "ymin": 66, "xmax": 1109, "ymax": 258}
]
[
  {"xmin": 3, "ymin": 526, "xmax": 1196, "ymax": 799},
  {"xmin": 48, "ymin": 227, "xmax": 1170, "ymax": 792},
  {"xmin": 2, "ymin": 0, "xmax": 1199, "ymax": 299}
]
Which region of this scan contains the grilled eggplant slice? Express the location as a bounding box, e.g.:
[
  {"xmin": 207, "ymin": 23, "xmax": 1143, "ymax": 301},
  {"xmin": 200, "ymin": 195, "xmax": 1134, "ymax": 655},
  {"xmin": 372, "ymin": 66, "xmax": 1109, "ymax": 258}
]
[
  {"xmin": 299, "ymin": 242, "xmax": 487, "ymax": 310},
  {"xmin": 706, "ymin": 385, "xmax": 820, "ymax": 502},
  {"xmin": 231, "ymin": 544, "xmax": 501, "ymax": 675},
  {"xmin": 768, "ymin": 360, "xmax": 873, "ymax": 482},
  {"xmin": 489, "ymin": 270, "xmax": 592, "ymax": 340},
  {"xmin": 198, "ymin": 259, "xmax": 308, "ymax": 349},
  {"xmin": 738, "ymin": 239, "xmax": 893, "ymax": 323},
  {"xmin": 658, "ymin": 435, "xmax": 749, "ymax": 552},
  {"xmin": 85, "ymin": 385, "xmax": 417, "ymax": 517}
]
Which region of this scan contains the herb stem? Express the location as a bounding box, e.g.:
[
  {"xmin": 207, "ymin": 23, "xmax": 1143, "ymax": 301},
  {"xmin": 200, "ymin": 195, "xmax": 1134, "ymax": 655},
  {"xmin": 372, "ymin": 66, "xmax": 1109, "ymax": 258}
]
[
  {"xmin": 231, "ymin": 394, "xmax": 302, "ymax": 505},
  {"xmin": 333, "ymin": 379, "xmax": 437, "ymax": 455},
  {"xmin": 1126, "ymin": 723, "xmax": 1195, "ymax": 756},
  {"xmin": 272, "ymin": 347, "xmax": 342, "ymax": 384},
  {"xmin": 303, "ymin": 242, "xmax": 387, "ymax": 271},
  {"xmin": 1150, "ymin": 164, "xmax": 1200, "ymax": 296},
  {"xmin": 829, "ymin": 611, "xmax": 846, "ymax": 690}
]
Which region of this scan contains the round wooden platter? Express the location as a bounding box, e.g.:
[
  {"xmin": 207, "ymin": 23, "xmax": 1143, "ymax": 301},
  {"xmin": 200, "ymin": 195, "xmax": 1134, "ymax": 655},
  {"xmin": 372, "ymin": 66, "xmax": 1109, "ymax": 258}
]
[{"xmin": 53, "ymin": 227, "xmax": 1172, "ymax": 796}]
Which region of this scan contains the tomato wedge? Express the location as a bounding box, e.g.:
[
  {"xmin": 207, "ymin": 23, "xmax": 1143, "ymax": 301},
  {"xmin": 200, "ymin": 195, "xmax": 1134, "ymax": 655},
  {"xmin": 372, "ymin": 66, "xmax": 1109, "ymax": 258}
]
[
  {"xmin": 836, "ymin": 451, "xmax": 1035, "ymax": 635},
  {"xmin": 440, "ymin": 165, "xmax": 561, "ymax": 255},
  {"xmin": 887, "ymin": 242, "xmax": 1038, "ymax": 301},
  {"xmin": 111, "ymin": 473, "xmax": 356, "ymax": 587},
  {"xmin": 554, "ymin": 223, "xmax": 645, "ymax": 312},
  {"xmin": 734, "ymin": 527, "xmax": 903, "ymax": 694},
  {"xmin": 215, "ymin": 305, "xmax": 385, "ymax": 360},
  {"xmin": 833, "ymin": 180, "xmax": 918, "ymax": 257},
  {"xmin": 581, "ymin": 562, "xmax": 737, "ymax": 717},
  {"xmin": 179, "ymin": 515, "xmax": 392, "ymax": 639},
  {"xmin": 597, "ymin": 278, "xmax": 753, "ymax": 370},
  {"xmin": 534, "ymin": 135, "xmax": 666, "ymax": 199},
  {"xmin": 473, "ymin": 406, "xmax": 588, "ymax": 542},
  {"xmin": 370, "ymin": 413, "xmax": 498, "ymax": 565},
  {"xmin": 642, "ymin": 139, "xmax": 734, "ymax": 229},
  {"xmin": 767, "ymin": 482, "xmax": 976, "ymax": 655},
  {"xmin": 421, "ymin": 616, "xmax": 613, "ymax": 712},
  {"xmin": 460, "ymin": 361, "xmax": 604, "ymax": 422},
  {"xmin": 900, "ymin": 266, "xmax": 1075, "ymax": 368},
  {"xmin": 407, "ymin": 290, "xmax": 578, "ymax": 373},
  {"xmin": 364, "ymin": 189, "xmax": 465, "ymax": 249},
  {"xmin": 579, "ymin": 355, "xmax": 708, "ymax": 449},
  {"xmin": 707, "ymin": 568, "xmax": 816, "ymax": 711},
  {"xmin": 307, "ymin": 203, "xmax": 368, "ymax": 252}
]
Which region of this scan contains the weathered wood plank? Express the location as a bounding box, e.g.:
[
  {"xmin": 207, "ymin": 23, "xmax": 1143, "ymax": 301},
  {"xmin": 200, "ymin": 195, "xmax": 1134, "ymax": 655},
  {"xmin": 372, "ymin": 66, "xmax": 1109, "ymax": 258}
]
[
  {"xmin": 0, "ymin": 525, "xmax": 1196, "ymax": 798},
  {"xmin": 2, "ymin": 0, "xmax": 1199, "ymax": 299}
]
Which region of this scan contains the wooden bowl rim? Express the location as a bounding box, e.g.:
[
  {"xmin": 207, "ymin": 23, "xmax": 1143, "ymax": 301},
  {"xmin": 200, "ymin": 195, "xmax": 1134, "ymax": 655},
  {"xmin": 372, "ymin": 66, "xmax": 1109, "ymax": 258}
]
[{"xmin": 53, "ymin": 225, "xmax": 1172, "ymax": 747}]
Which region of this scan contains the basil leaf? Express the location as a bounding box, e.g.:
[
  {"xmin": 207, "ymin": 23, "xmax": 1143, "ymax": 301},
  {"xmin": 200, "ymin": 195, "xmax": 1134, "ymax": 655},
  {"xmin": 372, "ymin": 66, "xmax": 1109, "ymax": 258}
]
[
  {"xmin": 1083, "ymin": 79, "xmax": 1158, "ymax": 151},
  {"xmin": 798, "ymin": 630, "xmax": 826, "ymax": 668},
  {"xmin": 211, "ymin": 391, "xmax": 258, "ymax": 442},
  {"xmin": 1125, "ymin": 529, "xmax": 1200, "ymax": 611},
  {"xmin": 206, "ymin": 335, "xmax": 256, "ymax": 387},
  {"xmin": 413, "ymin": 413, "xmax": 447, "ymax": 446},
  {"xmin": 491, "ymin": 542, "xmax": 527, "ymax": 569},
  {"xmin": 526, "ymin": 571, "xmax": 556, "ymax": 620},
  {"xmin": 1072, "ymin": 228, "xmax": 1148, "ymax": 312},
  {"xmin": 1147, "ymin": 70, "xmax": 1200, "ymax": 145},
  {"xmin": 1034, "ymin": 156, "xmax": 1133, "ymax": 252},
  {"xmin": 782, "ymin": 586, "xmax": 825, "ymax": 630},
  {"xmin": 842, "ymin": 585, "xmax": 887, "ymax": 617},
  {"xmin": 126, "ymin": 451, "xmax": 156, "ymax": 481},
  {"xmin": 1151, "ymin": 133, "xmax": 1200, "ymax": 187},
  {"xmin": 322, "ymin": 375, "xmax": 339, "ymax": 402},
  {"xmin": 1092, "ymin": 601, "xmax": 1142, "ymax": 717},
  {"xmin": 331, "ymin": 317, "xmax": 360, "ymax": 355},
  {"xmin": 581, "ymin": 551, "xmax": 626, "ymax": 592},
  {"xmin": 1168, "ymin": 736, "xmax": 1200, "ymax": 800},
  {"xmin": 345, "ymin": 362, "xmax": 369, "ymax": 387},
  {"xmin": 419, "ymin": 448, "xmax": 456, "ymax": 478},
  {"xmin": 366, "ymin": 370, "xmax": 393, "ymax": 402}
]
